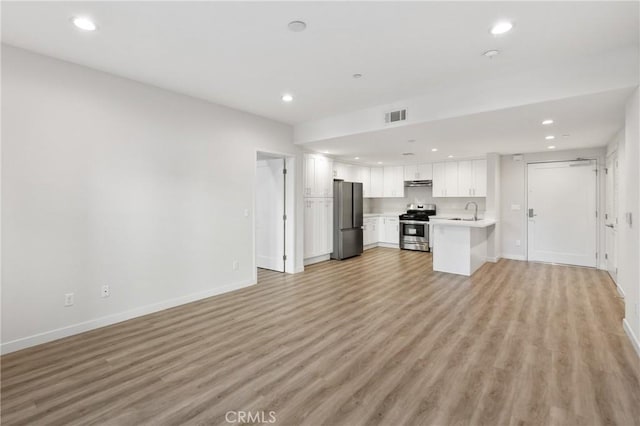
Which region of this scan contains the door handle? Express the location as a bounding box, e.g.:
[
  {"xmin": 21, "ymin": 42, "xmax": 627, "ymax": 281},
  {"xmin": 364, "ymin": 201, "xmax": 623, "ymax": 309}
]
[
  {"xmin": 605, "ymin": 224, "xmax": 615, "ymax": 228},
  {"xmin": 528, "ymin": 208, "xmax": 537, "ymax": 218}
]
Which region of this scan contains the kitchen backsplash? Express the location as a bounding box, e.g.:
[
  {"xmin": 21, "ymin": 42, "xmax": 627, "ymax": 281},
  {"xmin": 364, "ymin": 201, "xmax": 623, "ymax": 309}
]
[{"xmin": 364, "ymin": 186, "xmax": 487, "ymax": 217}]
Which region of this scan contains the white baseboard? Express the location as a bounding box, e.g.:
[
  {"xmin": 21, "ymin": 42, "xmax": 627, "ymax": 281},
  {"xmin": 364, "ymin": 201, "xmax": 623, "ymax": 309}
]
[
  {"xmin": 363, "ymin": 243, "xmax": 378, "ymax": 251},
  {"xmin": 616, "ymin": 283, "xmax": 625, "ymax": 298},
  {"xmin": 501, "ymin": 253, "xmax": 526, "ymax": 261},
  {"xmin": 1, "ymin": 278, "xmax": 256, "ymax": 355},
  {"xmin": 303, "ymin": 254, "xmax": 330, "ymax": 266},
  {"xmin": 486, "ymin": 256, "xmax": 500, "ymax": 263},
  {"xmin": 623, "ymin": 319, "xmax": 640, "ymax": 358}
]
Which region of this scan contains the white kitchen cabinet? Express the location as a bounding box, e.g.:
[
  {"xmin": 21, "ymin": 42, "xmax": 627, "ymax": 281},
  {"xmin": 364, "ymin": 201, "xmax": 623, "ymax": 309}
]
[
  {"xmin": 369, "ymin": 167, "xmax": 384, "ymax": 198},
  {"xmin": 356, "ymin": 167, "xmax": 371, "ymax": 197},
  {"xmin": 432, "ymin": 162, "xmax": 446, "ymax": 197},
  {"xmin": 380, "ymin": 216, "xmax": 400, "ymax": 245},
  {"xmin": 458, "ymin": 160, "xmax": 474, "ymax": 197},
  {"xmin": 304, "ymin": 154, "xmax": 333, "ymax": 198},
  {"xmin": 363, "ymin": 217, "xmax": 378, "ymax": 247},
  {"xmin": 404, "ymin": 163, "xmax": 433, "ymax": 181},
  {"xmin": 432, "ymin": 159, "xmax": 486, "ymax": 197},
  {"xmin": 472, "ymin": 159, "xmax": 487, "ymax": 197},
  {"xmin": 304, "ymin": 198, "xmax": 333, "ymax": 258},
  {"xmin": 432, "ymin": 161, "xmax": 459, "ymax": 197},
  {"xmin": 333, "ymin": 162, "xmax": 358, "ymax": 182},
  {"xmin": 383, "ymin": 166, "xmax": 404, "ymax": 198}
]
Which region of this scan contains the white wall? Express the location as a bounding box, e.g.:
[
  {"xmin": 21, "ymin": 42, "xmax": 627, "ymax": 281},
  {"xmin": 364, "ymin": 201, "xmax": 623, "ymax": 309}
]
[
  {"xmin": 1, "ymin": 46, "xmax": 302, "ymax": 353},
  {"xmin": 615, "ymin": 88, "xmax": 640, "ymax": 351},
  {"xmin": 365, "ymin": 186, "xmax": 487, "ymax": 217},
  {"xmin": 500, "ymin": 147, "xmax": 607, "ymax": 262}
]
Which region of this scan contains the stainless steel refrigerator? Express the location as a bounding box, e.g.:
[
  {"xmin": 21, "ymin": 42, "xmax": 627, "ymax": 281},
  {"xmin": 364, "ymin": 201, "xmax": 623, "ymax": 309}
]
[{"xmin": 331, "ymin": 181, "xmax": 363, "ymax": 260}]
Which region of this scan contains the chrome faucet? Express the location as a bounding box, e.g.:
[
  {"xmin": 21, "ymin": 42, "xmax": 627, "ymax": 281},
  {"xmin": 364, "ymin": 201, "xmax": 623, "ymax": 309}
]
[{"xmin": 465, "ymin": 201, "xmax": 478, "ymax": 221}]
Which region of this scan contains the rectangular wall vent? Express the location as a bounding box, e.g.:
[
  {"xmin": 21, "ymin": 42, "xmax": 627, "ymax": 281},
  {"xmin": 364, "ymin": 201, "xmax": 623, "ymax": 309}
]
[{"xmin": 384, "ymin": 108, "xmax": 407, "ymax": 124}]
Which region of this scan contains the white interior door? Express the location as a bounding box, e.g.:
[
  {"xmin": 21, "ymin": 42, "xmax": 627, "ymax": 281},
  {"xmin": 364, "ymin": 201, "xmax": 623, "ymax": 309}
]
[
  {"xmin": 527, "ymin": 160, "xmax": 597, "ymax": 267},
  {"xmin": 256, "ymin": 158, "xmax": 285, "ymax": 272},
  {"xmin": 605, "ymin": 154, "xmax": 618, "ymax": 282}
]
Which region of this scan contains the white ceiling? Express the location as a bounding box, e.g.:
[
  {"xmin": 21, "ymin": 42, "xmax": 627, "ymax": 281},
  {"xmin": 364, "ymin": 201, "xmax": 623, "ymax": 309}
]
[
  {"xmin": 304, "ymin": 88, "xmax": 632, "ymax": 165},
  {"xmin": 2, "ymin": 1, "xmax": 638, "ymax": 125}
]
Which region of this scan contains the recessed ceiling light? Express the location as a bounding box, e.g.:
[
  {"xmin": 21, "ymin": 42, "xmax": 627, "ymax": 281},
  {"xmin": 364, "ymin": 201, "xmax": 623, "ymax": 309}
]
[
  {"xmin": 407, "ymin": 139, "xmax": 415, "ymax": 143},
  {"xmin": 545, "ymin": 135, "xmax": 555, "ymax": 140},
  {"xmin": 353, "ymin": 73, "xmax": 363, "ymax": 79},
  {"xmin": 542, "ymin": 119, "xmax": 554, "ymax": 125},
  {"xmin": 483, "ymin": 50, "xmax": 500, "ymax": 58},
  {"xmin": 323, "ymin": 150, "xmax": 329, "ymax": 154},
  {"xmin": 354, "ymin": 157, "xmax": 360, "ymax": 160},
  {"xmin": 281, "ymin": 94, "xmax": 293, "ymax": 102},
  {"xmin": 377, "ymin": 161, "xmax": 383, "ymax": 164},
  {"xmin": 490, "ymin": 21, "xmax": 513, "ymax": 35},
  {"xmin": 562, "ymin": 134, "xmax": 571, "ymax": 138},
  {"xmin": 288, "ymin": 20, "xmax": 307, "ymax": 32},
  {"xmin": 431, "ymin": 148, "xmax": 438, "ymax": 152},
  {"xmin": 448, "ymin": 155, "xmax": 454, "ymax": 158},
  {"xmin": 72, "ymin": 16, "xmax": 97, "ymax": 31},
  {"xmin": 547, "ymin": 145, "xmax": 556, "ymax": 149}
]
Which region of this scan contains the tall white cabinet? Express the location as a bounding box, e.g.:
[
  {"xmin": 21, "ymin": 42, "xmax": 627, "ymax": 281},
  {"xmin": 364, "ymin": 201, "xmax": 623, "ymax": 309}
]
[
  {"xmin": 304, "ymin": 154, "xmax": 334, "ymax": 262},
  {"xmin": 383, "ymin": 166, "xmax": 404, "ymax": 198}
]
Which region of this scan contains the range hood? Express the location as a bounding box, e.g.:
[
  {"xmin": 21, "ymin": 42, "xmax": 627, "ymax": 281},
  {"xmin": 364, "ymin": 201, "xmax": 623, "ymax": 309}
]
[{"xmin": 404, "ymin": 180, "xmax": 432, "ymax": 187}]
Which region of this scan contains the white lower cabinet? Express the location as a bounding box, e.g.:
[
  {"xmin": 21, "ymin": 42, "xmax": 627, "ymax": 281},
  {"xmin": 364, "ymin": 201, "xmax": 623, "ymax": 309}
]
[
  {"xmin": 363, "ymin": 217, "xmax": 378, "ymax": 246},
  {"xmin": 380, "ymin": 217, "xmax": 400, "ymax": 245},
  {"xmin": 304, "ymin": 198, "xmax": 333, "ymax": 259}
]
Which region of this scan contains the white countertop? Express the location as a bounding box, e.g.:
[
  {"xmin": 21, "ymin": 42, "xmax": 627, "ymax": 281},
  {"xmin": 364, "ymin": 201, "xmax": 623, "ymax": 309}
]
[
  {"xmin": 430, "ymin": 218, "xmax": 497, "ymax": 228},
  {"xmin": 363, "ymin": 212, "xmax": 401, "ymax": 218}
]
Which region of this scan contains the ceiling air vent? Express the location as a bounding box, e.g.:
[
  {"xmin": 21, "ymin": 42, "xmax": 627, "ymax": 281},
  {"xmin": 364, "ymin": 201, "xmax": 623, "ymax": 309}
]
[{"xmin": 384, "ymin": 108, "xmax": 407, "ymax": 124}]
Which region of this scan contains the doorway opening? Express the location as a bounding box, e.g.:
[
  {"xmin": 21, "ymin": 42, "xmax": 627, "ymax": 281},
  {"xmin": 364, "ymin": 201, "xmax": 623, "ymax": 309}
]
[
  {"xmin": 255, "ymin": 152, "xmax": 295, "ymax": 275},
  {"xmin": 526, "ymin": 159, "xmax": 598, "ymax": 267}
]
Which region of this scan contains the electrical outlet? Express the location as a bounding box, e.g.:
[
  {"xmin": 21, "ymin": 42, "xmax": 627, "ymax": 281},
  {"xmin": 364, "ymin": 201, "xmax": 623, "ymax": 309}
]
[
  {"xmin": 64, "ymin": 293, "xmax": 74, "ymax": 307},
  {"xmin": 515, "ymin": 239, "xmax": 521, "ymax": 247},
  {"xmin": 232, "ymin": 260, "xmax": 239, "ymax": 271},
  {"xmin": 101, "ymin": 285, "xmax": 110, "ymax": 298}
]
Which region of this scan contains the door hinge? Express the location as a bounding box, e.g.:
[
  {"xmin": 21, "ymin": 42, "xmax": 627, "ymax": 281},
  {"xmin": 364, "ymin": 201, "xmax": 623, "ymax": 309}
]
[
  {"xmin": 283, "ymin": 214, "xmax": 287, "ymax": 221},
  {"xmin": 605, "ymin": 168, "xmax": 608, "ymax": 174},
  {"xmin": 283, "ymin": 254, "xmax": 287, "ymax": 261},
  {"xmin": 595, "ymin": 211, "xmax": 598, "ymax": 218},
  {"xmin": 605, "ymin": 253, "xmax": 608, "ymax": 260},
  {"xmin": 283, "ymin": 168, "xmax": 287, "ymax": 175},
  {"xmin": 596, "ymin": 252, "xmax": 598, "ymax": 258}
]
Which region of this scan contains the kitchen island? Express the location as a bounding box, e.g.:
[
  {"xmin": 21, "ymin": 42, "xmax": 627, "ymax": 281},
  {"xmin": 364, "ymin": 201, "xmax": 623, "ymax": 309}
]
[{"xmin": 429, "ymin": 218, "xmax": 497, "ymax": 276}]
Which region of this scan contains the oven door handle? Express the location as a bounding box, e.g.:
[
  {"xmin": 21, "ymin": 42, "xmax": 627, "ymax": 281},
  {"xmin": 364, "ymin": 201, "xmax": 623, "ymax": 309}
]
[{"xmin": 399, "ymin": 220, "xmax": 427, "ymax": 225}]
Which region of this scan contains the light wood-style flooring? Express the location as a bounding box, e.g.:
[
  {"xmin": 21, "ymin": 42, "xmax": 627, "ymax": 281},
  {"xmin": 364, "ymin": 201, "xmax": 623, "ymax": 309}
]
[{"xmin": 2, "ymin": 248, "xmax": 639, "ymax": 425}]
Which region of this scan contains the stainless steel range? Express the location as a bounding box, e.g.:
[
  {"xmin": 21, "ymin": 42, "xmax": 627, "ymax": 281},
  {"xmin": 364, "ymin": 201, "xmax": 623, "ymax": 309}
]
[{"xmin": 399, "ymin": 204, "xmax": 436, "ymax": 252}]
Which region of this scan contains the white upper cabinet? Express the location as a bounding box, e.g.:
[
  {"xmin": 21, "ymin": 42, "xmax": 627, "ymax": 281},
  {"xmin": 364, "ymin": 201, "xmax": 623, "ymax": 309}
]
[
  {"xmin": 472, "ymin": 159, "xmax": 487, "ymax": 197},
  {"xmin": 356, "ymin": 167, "xmax": 371, "ymax": 197},
  {"xmin": 404, "ymin": 163, "xmax": 433, "ymax": 181},
  {"xmin": 333, "ymin": 162, "xmax": 356, "ymax": 181},
  {"xmin": 383, "ymin": 166, "xmax": 405, "ymax": 198},
  {"xmin": 432, "ymin": 159, "xmax": 486, "ymax": 198},
  {"xmin": 369, "ymin": 167, "xmax": 384, "ymax": 198},
  {"xmin": 304, "ymin": 154, "xmax": 333, "ymax": 198},
  {"xmin": 458, "ymin": 160, "xmax": 473, "ymax": 197}
]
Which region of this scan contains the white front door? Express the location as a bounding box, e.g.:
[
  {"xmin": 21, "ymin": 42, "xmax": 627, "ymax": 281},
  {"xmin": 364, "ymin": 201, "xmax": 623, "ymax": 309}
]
[
  {"xmin": 527, "ymin": 160, "xmax": 597, "ymax": 267},
  {"xmin": 605, "ymin": 153, "xmax": 618, "ymax": 282},
  {"xmin": 256, "ymin": 158, "xmax": 285, "ymax": 272}
]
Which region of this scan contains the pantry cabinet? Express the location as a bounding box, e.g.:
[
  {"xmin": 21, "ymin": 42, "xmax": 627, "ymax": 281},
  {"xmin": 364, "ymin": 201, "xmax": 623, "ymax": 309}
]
[
  {"xmin": 303, "ymin": 198, "xmax": 333, "ymax": 258},
  {"xmin": 304, "ymin": 154, "xmax": 333, "ymax": 198},
  {"xmin": 363, "ymin": 217, "xmax": 378, "ymax": 246}
]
